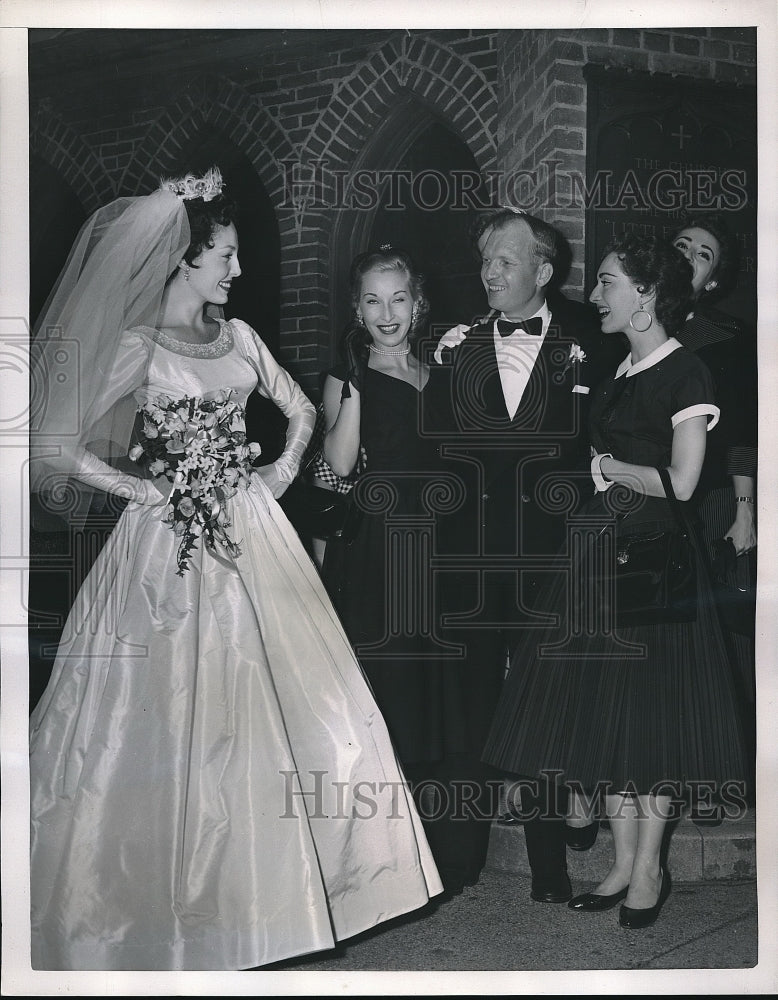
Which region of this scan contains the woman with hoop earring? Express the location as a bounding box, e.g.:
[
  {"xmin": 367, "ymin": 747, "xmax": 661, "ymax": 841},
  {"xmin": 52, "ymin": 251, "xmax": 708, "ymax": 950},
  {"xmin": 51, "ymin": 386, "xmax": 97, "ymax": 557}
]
[{"xmin": 483, "ymin": 234, "xmax": 748, "ymax": 929}]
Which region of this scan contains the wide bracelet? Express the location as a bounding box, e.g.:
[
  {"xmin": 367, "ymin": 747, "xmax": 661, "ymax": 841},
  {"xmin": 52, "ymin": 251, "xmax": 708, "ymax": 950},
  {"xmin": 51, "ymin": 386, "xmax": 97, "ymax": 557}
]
[
  {"xmin": 735, "ymin": 496, "xmax": 754, "ymax": 504},
  {"xmin": 591, "ymin": 452, "xmax": 614, "ymax": 492}
]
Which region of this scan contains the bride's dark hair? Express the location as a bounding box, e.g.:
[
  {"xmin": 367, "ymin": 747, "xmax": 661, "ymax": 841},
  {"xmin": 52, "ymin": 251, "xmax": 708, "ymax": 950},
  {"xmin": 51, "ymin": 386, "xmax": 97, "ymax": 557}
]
[{"xmin": 182, "ymin": 193, "xmax": 239, "ymax": 267}]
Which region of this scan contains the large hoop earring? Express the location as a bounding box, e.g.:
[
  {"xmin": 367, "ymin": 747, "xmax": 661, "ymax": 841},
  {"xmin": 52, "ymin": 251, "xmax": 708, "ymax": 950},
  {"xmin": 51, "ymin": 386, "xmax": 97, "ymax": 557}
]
[{"xmin": 629, "ymin": 306, "xmax": 653, "ymax": 332}]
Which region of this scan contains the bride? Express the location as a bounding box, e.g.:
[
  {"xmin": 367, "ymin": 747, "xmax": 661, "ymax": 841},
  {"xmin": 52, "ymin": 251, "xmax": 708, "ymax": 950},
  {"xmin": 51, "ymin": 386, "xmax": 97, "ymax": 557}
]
[{"xmin": 28, "ymin": 166, "xmax": 441, "ymax": 971}]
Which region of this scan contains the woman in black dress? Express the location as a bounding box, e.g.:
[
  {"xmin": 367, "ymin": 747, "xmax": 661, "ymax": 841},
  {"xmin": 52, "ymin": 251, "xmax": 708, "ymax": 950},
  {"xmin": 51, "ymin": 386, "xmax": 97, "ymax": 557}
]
[
  {"xmin": 566, "ymin": 215, "xmax": 757, "ymax": 838},
  {"xmin": 672, "ymin": 213, "xmax": 756, "ymax": 564},
  {"xmin": 319, "ymin": 246, "xmax": 498, "ymax": 894},
  {"xmin": 672, "ymin": 215, "xmax": 757, "ymax": 751},
  {"xmin": 483, "ymin": 235, "xmax": 748, "ymax": 929}
]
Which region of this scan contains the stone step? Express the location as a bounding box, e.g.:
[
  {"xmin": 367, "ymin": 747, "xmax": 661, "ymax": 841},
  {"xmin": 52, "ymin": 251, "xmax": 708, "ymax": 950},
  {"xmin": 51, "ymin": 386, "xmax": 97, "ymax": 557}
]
[{"xmin": 485, "ymin": 808, "xmax": 757, "ymax": 883}]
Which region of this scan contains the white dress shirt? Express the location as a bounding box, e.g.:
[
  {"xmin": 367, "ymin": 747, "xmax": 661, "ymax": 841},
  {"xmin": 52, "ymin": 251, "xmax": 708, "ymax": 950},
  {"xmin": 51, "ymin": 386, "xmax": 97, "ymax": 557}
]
[{"xmin": 493, "ymin": 302, "xmax": 552, "ymax": 419}]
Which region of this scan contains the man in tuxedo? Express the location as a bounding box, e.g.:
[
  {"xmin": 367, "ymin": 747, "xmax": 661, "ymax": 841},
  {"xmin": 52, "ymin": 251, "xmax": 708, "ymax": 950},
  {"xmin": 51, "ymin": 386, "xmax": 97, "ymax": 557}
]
[{"xmin": 429, "ymin": 208, "xmax": 620, "ymax": 902}]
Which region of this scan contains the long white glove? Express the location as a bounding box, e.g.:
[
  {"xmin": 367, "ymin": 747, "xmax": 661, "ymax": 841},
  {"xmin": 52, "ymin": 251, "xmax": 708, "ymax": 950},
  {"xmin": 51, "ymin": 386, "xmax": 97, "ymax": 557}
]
[
  {"xmin": 42, "ymin": 443, "xmax": 168, "ymax": 506},
  {"xmin": 251, "ymin": 464, "xmax": 287, "ymax": 499},
  {"xmin": 246, "ymin": 323, "xmax": 316, "ymax": 492}
]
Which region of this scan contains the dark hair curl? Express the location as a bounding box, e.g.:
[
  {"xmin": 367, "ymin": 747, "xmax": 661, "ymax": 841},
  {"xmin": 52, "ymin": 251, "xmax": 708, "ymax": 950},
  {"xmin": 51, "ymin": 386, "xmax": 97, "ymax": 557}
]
[
  {"xmin": 670, "ymin": 211, "xmax": 740, "ymax": 300},
  {"xmin": 182, "ymin": 193, "xmax": 239, "ymax": 267},
  {"xmin": 604, "ymin": 234, "xmax": 694, "ymax": 336}
]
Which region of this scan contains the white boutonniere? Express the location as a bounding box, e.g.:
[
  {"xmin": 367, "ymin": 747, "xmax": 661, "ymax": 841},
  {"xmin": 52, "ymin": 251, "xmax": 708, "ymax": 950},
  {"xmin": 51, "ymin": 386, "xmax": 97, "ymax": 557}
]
[{"xmin": 561, "ymin": 343, "xmax": 587, "ymax": 377}]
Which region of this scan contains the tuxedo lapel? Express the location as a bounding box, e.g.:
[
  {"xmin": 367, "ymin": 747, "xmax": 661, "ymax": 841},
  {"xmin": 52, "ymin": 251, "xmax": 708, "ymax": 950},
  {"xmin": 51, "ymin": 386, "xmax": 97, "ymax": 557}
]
[
  {"xmin": 479, "ymin": 330, "xmax": 514, "ymax": 422},
  {"xmin": 511, "ymin": 326, "xmax": 575, "ymax": 431},
  {"xmin": 449, "ymin": 313, "xmax": 582, "ymax": 433},
  {"xmin": 450, "ymin": 319, "xmax": 513, "ymax": 427}
]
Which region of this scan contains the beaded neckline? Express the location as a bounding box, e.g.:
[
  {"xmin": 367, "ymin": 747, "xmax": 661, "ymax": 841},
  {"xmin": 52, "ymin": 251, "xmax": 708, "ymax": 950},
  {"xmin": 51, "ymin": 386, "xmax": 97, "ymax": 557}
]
[{"xmin": 143, "ymin": 319, "xmax": 234, "ymax": 359}]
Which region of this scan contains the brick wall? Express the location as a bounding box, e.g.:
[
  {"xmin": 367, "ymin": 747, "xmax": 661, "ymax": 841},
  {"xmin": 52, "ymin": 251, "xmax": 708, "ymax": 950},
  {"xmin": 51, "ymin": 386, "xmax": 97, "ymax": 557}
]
[
  {"xmin": 30, "ymin": 28, "xmax": 498, "ymax": 392},
  {"xmin": 499, "ymin": 27, "xmax": 756, "ymax": 297},
  {"xmin": 29, "ymin": 26, "xmax": 756, "ymax": 389}
]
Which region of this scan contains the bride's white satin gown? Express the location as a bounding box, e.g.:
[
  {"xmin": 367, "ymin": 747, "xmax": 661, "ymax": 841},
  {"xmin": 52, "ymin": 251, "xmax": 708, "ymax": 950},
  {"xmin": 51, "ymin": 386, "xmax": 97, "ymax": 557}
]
[{"xmin": 29, "ymin": 319, "xmax": 441, "ymax": 971}]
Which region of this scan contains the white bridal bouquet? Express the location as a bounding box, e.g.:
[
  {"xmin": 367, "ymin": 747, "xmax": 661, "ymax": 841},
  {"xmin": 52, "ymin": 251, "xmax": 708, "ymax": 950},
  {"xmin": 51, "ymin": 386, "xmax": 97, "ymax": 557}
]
[{"xmin": 129, "ymin": 389, "xmax": 262, "ymax": 575}]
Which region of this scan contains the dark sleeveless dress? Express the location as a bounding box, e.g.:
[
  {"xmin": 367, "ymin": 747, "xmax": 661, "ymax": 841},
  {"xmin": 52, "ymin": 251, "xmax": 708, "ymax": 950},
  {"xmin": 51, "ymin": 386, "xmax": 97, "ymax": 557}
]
[{"xmin": 322, "ymin": 364, "xmax": 490, "ymax": 766}]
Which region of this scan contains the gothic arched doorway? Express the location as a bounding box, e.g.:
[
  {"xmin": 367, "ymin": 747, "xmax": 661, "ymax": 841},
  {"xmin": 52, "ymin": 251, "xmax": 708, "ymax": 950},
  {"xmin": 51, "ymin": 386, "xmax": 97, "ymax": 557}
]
[{"xmin": 330, "ymin": 102, "xmax": 490, "ymax": 367}]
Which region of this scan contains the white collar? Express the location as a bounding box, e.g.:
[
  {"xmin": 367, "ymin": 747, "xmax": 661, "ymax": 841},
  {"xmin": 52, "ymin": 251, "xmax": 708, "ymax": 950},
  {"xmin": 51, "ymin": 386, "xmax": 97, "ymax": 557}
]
[{"xmin": 615, "ymin": 337, "xmax": 683, "ymax": 378}]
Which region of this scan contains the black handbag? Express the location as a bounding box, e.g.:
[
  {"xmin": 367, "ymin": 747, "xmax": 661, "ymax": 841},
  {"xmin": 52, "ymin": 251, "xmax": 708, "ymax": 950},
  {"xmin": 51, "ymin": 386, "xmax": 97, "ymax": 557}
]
[
  {"xmin": 611, "ymin": 467, "xmax": 697, "ymax": 627},
  {"xmin": 279, "ymin": 479, "xmax": 362, "ymax": 543}
]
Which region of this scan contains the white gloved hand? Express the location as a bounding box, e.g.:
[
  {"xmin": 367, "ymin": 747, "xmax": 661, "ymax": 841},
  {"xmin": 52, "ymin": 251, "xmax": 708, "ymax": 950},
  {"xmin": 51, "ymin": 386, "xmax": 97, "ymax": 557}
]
[
  {"xmin": 433, "ymin": 324, "xmax": 470, "ymax": 364},
  {"xmin": 66, "ymin": 446, "xmax": 169, "ymax": 506},
  {"xmin": 590, "ymin": 453, "xmax": 614, "ymax": 492},
  {"xmin": 252, "ymin": 464, "xmax": 289, "ymax": 499},
  {"xmin": 129, "ymin": 478, "xmax": 169, "ymax": 506}
]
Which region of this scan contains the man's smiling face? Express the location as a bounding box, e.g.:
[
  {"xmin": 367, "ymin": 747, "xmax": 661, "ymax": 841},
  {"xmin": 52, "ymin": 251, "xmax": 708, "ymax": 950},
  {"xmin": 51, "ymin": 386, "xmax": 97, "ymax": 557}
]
[{"xmin": 479, "ymin": 217, "xmax": 551, "ymax": 320}]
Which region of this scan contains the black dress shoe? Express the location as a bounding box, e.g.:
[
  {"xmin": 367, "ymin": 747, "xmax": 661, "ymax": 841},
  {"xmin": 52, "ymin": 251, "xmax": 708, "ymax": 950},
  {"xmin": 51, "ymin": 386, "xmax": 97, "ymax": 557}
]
[
  {"xmin": 438, "ymin": 867, "xmax": 466, "ymax": 895},
  {"xmin": 530, "ymin": 872, "xmax": 573, "ymax": 903},
  {"xmin": 438, "ymin": 865, "xmax": 482, "ymax": 895},
  {"xmin": 565, "ymin": 821, "xmax": 599, "ymax": 851},
  {"xmin": 568, "ymin": 886, "xmax": 628, "ymax": 911},
  {"xmin": 619, "ymin": 869, "xmax": 671, "ymax": 929}
]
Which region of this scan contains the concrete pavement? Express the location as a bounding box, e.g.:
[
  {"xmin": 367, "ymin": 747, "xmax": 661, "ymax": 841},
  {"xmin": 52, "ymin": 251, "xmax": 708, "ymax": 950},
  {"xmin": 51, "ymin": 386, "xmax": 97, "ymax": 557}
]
[{"xmin": 260, "ymin": 808, "xmax": 774, "ymax": 994}]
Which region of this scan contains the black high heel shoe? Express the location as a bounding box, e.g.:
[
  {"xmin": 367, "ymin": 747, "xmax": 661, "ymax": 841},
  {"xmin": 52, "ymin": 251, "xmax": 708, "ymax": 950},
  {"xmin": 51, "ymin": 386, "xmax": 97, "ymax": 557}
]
[
  {"xmin": 619, "ymin": 869, "xmax": 671, "ymax": 929},
  {"xmin": 565, "ymin": 821, "xmax": 599, "ymax": 851},
  {"xmin": 568, "ymin": 885, "xmax": 628, "ymax": 911}
]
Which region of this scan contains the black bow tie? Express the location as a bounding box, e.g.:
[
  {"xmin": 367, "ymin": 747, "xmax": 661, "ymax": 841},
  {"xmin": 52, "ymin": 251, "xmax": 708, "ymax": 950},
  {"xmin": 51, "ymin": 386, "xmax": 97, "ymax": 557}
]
[{"xmin": 497, "ymin": 316, "xmax": 543, "ymax": 338}]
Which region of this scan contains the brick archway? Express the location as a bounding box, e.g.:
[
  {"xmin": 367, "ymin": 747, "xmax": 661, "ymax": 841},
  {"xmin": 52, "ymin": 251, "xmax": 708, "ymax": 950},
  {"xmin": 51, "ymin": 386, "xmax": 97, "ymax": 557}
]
[
  {"xmin": 30, "ymin": 110, "xmax": 115, "ymax": 214},
  {"xmin": 120, "ymin": 74, "xmax": 318, "ymax": 382},
  {"xmin": 300, "ymin": 33, "xmax": 497, "ymax": 179},
  {"xmin": 290, "ymin": 33, "xmax": 498, "ymax": 377},
  {"xmin": 121, "ymin": 74, "xmax": 297, "ymax": 211}
]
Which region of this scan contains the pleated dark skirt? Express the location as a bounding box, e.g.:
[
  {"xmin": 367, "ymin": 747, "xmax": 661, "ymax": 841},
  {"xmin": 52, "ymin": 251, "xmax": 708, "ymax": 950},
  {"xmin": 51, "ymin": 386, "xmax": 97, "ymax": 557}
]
[
  {"xmin": 482, "ymin": 501, "xmax": 750, "ymax": 797},
  {"xmin": 697, "ymin": 485, "xmax": 756, "ymax": 705}
]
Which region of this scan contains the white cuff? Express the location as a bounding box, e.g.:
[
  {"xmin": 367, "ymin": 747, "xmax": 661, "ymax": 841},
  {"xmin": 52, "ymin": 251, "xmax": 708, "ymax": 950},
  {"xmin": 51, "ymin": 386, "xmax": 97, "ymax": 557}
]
[
  {"xmin": 671, "ymin": 403, "xmax": 720, "ymax": 431},
  {"xmin": 591, "ymin": 452, "xmax": 614, "ymax": 492}
]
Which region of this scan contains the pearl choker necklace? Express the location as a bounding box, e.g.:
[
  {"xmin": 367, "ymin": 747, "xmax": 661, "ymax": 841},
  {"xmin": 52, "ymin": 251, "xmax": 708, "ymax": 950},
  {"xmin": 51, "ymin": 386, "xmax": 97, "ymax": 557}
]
[{"xmin": 369, "ymin": 343, "xmax": 411, "ymax": 356}]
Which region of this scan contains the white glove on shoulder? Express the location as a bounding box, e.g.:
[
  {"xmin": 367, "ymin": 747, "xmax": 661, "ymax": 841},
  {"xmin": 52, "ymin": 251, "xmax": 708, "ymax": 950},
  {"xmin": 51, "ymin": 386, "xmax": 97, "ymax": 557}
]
[{"xmin": 433, "ymin": 324, "xmax": 470, "ymax": 364}]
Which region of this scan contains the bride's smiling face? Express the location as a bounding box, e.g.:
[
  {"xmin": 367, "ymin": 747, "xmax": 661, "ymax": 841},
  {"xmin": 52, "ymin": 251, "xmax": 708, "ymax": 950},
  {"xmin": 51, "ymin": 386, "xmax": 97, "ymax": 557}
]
[{"xmin": 189, "ymin": 223, "xmax": 241, "ymax": 304}]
